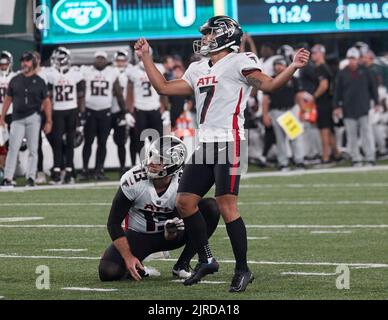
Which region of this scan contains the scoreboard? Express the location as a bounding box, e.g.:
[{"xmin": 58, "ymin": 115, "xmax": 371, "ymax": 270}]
[
  {"xmin": 38, "ymin": 0, "xmax": 388, "ymax": 44},
  {"xmin": 39, "ymin": 0, "xmax": 233, "ymax": 44},
  {"xmin": 235, "ymin": 0, "xmax": 388, "ymax": 35}
]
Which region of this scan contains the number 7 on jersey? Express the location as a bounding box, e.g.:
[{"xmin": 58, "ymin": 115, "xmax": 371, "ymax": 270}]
[{"xmin": 199, "ymin": 85, "xmax": 215, "ymax": 124}]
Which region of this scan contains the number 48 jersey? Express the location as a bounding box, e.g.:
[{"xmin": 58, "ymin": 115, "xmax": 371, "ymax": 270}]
[
  {"xmin": 81, "ymin": 65, "xmax": 119, "ymax": 111},
  {"xmin": 48, "ymin": 67, "xmax": 83, "ymax": 111},
  {"xmin": 126, "ymin": 63, "xmax": 165, "ymax": 111},
  {"xmin": 120, "ymin": 165, "xmax": 181, "ymax": 234},
  {"xmin": 182, "ymin": 52, "xmax": 262, "ymax": 142}
]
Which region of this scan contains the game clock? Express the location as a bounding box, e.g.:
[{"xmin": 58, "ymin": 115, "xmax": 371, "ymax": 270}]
[{"xmin": 235, "ymin": 0, "xmax": 388, "ymax": 35}]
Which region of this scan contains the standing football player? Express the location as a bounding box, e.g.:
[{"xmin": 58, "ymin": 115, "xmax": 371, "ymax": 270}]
[
  {"xmin": 0, "ymin": 51, "xmax": 16, "ymax": 173},
  {"xmin": 112, "ymin": 50, "xmax": 133, "ymax": 177},
  {"xmin": 134, "ymin": 15, "xmax": 310, "ymax": 292},
  {"xmin": 99, "ymin": 135, "xmax": 220, "ymax": 281},
  {"xmin": 33, "ymin": 51, "xmax": 53, "ymax": 184},
  {"xmin": 48, "ymin": 47, "xmax": 85, "ymax": 184},
  {"xmin": 80, "ymin": 51, "xmax": 126, "ymax": 181},
  {"xmin": 127, "ymin": 49, "xmax": 166, "ymax": 159}
]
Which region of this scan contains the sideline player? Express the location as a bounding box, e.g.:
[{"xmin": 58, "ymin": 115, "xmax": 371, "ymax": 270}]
[
  {"xmin": 112, "ymin": 50, "xmax": 132, "ymax": 176},
  {"xmin": 48, "ymin": 47, "xmax": 85, "ymax": 184},
  {"xmin": 80, "ymin": 51, "xmax": 126, "ymax": 181},
  {"xmin": 99, "ymin": 135, "xmax": 220, "ymax": 281},
  {"xmin": 127, "ymin": 49, "xmax": 166, "ymax": 160},
  {"xmin": 134, "ymin": 16, "xmax": 310, "ymax": 292},
  {"xmin": 0, "ymin": 51, "xmax": 17, "ymax": 172}
]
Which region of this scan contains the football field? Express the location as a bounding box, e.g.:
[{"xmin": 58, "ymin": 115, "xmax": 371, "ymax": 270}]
[{"xmin": 1, "ymin": 166, "xmax": 388, "ymax": 300}]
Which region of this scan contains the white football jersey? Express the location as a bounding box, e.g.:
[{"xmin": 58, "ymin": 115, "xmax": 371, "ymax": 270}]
[
  {"xmin": 182, "ymin": 52, "xmax": 262, "ymax": 142},
  {"xmin": 120, "ymin": 165, "xmax": 180, "ymax": 234},
  {"xmin": 0, "ymin": 71, "xmax": 17, "ymax": 115},
  {"xmin": 48, "ymin": 67, "xmax": 83, "ymax": 111},
  {"xmin": 37, "ymin": 66, "xmax": 52, "ymax": 84},
  {"xmin": 126, "ymin": 63, "xmax": 165, "ymax": 111},
  {"xmin": 81, "ymin": 65, "xmax": 119, "ymax": 111},
  {"xmin": 111, "ymin": 68, "xmax": 128, "ymax": 114}
]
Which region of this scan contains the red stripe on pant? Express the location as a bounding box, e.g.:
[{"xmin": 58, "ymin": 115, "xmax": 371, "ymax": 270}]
[{"xmin": 230, "ymin": 88, "xmax": 243, "ymax": 193}]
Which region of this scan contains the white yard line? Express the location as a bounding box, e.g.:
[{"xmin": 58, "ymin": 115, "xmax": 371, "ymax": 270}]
[
  {"xmin": 1, "ymin": 253, "xmax": 388, "ymax": 269},
  {"xmin": 310, "ymin": 231, "xmax": 353, "ymax": 234},
  {"xmin": 220, "ymin": 224, "xmax": 388, "ymax": 229},
  {"xmin": 0, "ymin": 203, "xmax": 110, "ymax": 206},
  {"xmin": 1, "ymin": 200, "xmax": 388, "ymax": 207},
  {"xmin": 238, "ymin": 200, "xmax": 388, "ymax": 205},
  {"xmin": 281, "ymin": 272, "xmax": 337, "ymax": 276},
  {"xmin": 223, "ymin": 236, "xmax": 270, "ymax": 240},
  {"xmin": 0, "ymin": 224, "xmax": 105, "ymax": 228},
  {"xmin": 43, "ymin": 249, "xmax": 88, "ymax": 252},
  {"xmin": 0, "ymin": 254, "xmax": 99, "ymax": 260},
  {"xmin": 239, "ymin": 183, "xmax": 388, "ymax": 189},
  {"xmin": 0, "ymin": 217, "xmax": 44, "ymax": 222},
  {"xmin": 62, "ymin": 287, "xmax": 117, "ymax": 292},
  {"xmin": 242, "ymin": 165, "xmax": 388, "ymax": 179},
  {"xmin": 0, "ymin": 181, "xmax": 119, "ymax": 192},
  {"xmin": 0, "ymin": 296, "xmax": 5, "ymax": 299},
  {"xmin": 172, "ymin": 280, "xmax": 227, "ymax": 284},
  {"xmin": 1, "ymin": 224, "xmax": 388, "ymax": 229}
]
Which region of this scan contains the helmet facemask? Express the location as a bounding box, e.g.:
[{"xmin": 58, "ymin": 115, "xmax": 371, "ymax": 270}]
[
  {"xmin": 54, "ymin": 47, "xmax": 71, "ymax": 73},
  {"xmin": 114, "ymin": 50, "xmax": 129, "ymax": 72},
  {"xmin": 0, "ymin": 51, "xmax": 13, "ymax": 76},
  {"xmin": 193, "ymin": 30, "xmax": 220, "ymax": 56},
  {"xmin": 193, "ymin": 17, "xmax": 242, "ymax": 56}
]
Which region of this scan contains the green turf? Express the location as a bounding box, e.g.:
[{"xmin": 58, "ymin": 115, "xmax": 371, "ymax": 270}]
[{"xmin": 1, "ymin": 169, "xmax": 388, "ymax": 300}]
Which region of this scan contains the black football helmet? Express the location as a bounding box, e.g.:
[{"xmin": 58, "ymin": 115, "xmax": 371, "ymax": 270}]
[
  {"xmin": 53, "ymin": 47, "xmax": 71, "ymax": 72},
  {"xmin": 193, "ymin": 15, "xmax": 243, "ymax": 56},
  {"xmin": 143, "ymin": 135, "xmax": 187, "ymax": 179},
  {"xmin": 0, "ymin": 51, "xmax": 13, "ymax": 76}
]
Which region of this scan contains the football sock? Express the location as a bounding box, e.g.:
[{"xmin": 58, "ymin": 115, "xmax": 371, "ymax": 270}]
[
  {"xmin": 183, "ymin": 210, "xmax": 213, "ymax": 263},
  {"xmin": 176, "ymin": 245, "xmax": 195, "ymax": 267},
  {"xmin": 226, "ymin": 217, "xmax": 249, "ymax": 272}
]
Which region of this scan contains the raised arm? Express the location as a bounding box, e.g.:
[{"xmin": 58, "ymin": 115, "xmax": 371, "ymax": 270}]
[
  {"xmin": 134, "ymin": 38, "xmax": 193, "ymax": 96},
  {"xmin": 246, "ymin": 48, "xmax": 310, "ymax": 93}
]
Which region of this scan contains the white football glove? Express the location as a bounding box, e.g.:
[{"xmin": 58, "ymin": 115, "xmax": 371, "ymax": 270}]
[
  {"xmin": 164, "ymin": 217, "xmax": 185, "ymax": 239},
  {"xmin": 125, "ymin": 113, "xmax": 136, "ymax": 128}
]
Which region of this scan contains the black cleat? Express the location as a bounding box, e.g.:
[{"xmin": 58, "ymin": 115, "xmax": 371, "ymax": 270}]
[
  {"xmin": 25, "ymin": 178, "xmax": 35, "ymax": 187},
  {"xmin": 183, "ymin": 258, "xmax": 219, "ymax": 286},
  {"xmin": 78, "ymin": 169, "xmax": 90, "ymax": 181},
  {"xmin": 229, "ymin": 270, "xmax": 254, "ymax": 293},
  {"xmin": 95, "ymin": 170, "xmax": 109, "ymax": 181},
  {"xmin": 1, "ymin": 178, "xmax": 14, "ymax": 188},
  {"xmin": 50, "ymin": 170, "xmax": 62, "ymax": 185},
  {"xmin": 64, "ymin": 170, "xmax": 74, "ymax": 184}
]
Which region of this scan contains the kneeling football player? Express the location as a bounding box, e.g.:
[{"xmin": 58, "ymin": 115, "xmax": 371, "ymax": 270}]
[{"xmin": 99, "ymin": 135, "xmax": 220, "ymax": 281}]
